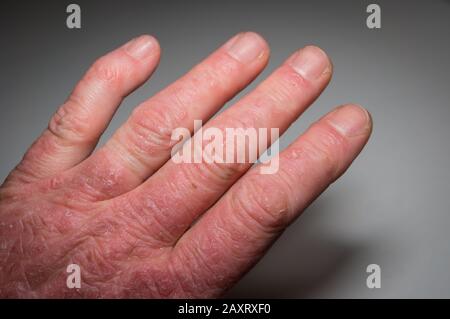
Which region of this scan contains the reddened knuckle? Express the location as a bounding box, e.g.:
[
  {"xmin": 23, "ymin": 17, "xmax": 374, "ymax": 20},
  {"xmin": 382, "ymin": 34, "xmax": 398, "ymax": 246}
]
[
  {"xmin": 48, "ymin": 100, "xmax": 91, "ymax": 142},
  {"xmin": 303, "ymin": 142, "xmax": 335, "ymax": 181},
  {"xmin": 117, "ymin": 193, "xmax": 176, "ymax": 246},
  {"xmin": 231, "ymin": 175, "xmax": 291, "ymax": 233},
  {"xmin": 127, "ymin": 106, "xmax": 180, "ymax": 155},
  {"xmin": 285, "ymin": 65, "xmax": 311, "ymax": 87},
  {"xmin": 69, "ymin": 237, "xmax": 121, "ymax": 287},
  {"xmin": 198, "ymin": 161, "xmax": 246, "ymax": 185},
  {"xmin": 301, "ymin": 126, "xmax": 346, "ymax": 180},
  {"xmin": 88, "ymin": 57, "xmax": 123, "ymax": 87}
]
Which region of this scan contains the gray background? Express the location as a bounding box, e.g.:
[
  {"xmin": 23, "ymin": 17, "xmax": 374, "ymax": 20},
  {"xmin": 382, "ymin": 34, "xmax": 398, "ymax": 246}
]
[{"xmin": 0, "ymin": 0, "xmax": 449, "ymax": 298}]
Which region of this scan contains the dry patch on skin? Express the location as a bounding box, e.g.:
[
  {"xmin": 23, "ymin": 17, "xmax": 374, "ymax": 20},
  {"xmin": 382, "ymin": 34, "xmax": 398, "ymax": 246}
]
[{"xmin": 0, "ymin": 180, "xmax": 184, "ymax": 298}]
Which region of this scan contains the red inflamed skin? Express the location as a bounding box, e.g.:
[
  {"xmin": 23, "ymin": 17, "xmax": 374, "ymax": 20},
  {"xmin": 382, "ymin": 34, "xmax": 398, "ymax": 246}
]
[{"xmin": 0, "ymin": 32, "xmax": 372, "ymax": 298}]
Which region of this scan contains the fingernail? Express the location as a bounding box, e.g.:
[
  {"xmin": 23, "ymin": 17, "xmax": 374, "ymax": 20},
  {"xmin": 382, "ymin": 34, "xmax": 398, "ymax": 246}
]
[
  {"xmin": 327, "ymin": 104, "xmax": 372, "ymax": 137},
  {"xmin": 226, "ymin": 32, "xmax": 267, "ymax": 63},
  {"xmin": 124, "ymin": 35, "xmax": 157, "ymax": 60},
  {"xmin": 290, "ymin": 46, "xmax": 331, "ymax": 81}
]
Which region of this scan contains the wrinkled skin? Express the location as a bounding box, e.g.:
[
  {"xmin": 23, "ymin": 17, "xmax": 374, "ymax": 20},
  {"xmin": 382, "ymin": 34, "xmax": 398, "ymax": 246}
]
[{"xmin": 0, "ymin": 32, "xmax": 372, "ymax": 298}]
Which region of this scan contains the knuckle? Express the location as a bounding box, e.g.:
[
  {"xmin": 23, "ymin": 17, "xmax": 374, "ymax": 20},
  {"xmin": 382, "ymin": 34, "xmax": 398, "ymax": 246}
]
[
  {"xmin": 187, "ymin": 115, "xmax": 259, "ymax": 185},
  {"xmin": 125, "ymin": 103, "xmax": 187, "ymax": 158},
  {"xmin": 115, "ymin": 194, "xmax": 176, "ymax": 246},
  {"xmin": 68, "ymin": 152, "xmax": 132, "ymax": 200},
  {"xmin": 272, "ymin": 65, "xmax": 312, "ymax": 97},
  {"xmin": 225, "ymin": 111, "xmax": 260, "ymax": 130},
  {"xmin": 74, "ymin": 238, "xmax": 118, "ymax": 278},
  {"xmin": 285, "ymin": 64, "xmax": 312, "ymax": 87},
  {"xmin": 298, "ymin": 125, "xmax": 346, "ymax": 181},
  {"xmin": 48, "ymin": 99, "xmax": 91, "ymax": 142},
  {"xmin": 196, "ymin": 161, "xmax": 246, "ymax": 186},
  {"xmin": 258, "ymin": 67, "xmax": 312, "ymax": 113},
  {"xmin": 230, "ymin": 174, "xmax": 291, "ymax": 234},
  {"xmin": 87, "ymin": 57, "xmax": 123, "ymax": 88}
]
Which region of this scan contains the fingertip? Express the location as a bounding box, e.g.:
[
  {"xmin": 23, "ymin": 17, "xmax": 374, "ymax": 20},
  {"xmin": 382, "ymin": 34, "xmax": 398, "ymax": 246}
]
[
  {"xmin": 289, "ymin": 45, "xmax": 333, "ymax": 81},
  {"xmin": 123, "ymin": 34, "xmax": 161, "ymax": 60},
  {"xmin": 243, "ymin": 31, "xmax": 270, "ymax": 51},
  {"xmin": 303, "ymin": 45, "xmax": 332, "ymax": 66},
  {"xmin": 326, "ymin": 103, "xmax": 372, "ymax": 138},
  {"xmin": 224, "ymin": 31, "xmax": 270, "ymax": 64}
]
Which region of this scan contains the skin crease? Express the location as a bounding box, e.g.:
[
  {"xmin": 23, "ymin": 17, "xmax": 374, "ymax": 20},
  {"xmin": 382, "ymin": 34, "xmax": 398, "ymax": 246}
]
[{"xmin": 0, "ymin": 32, "xmax": 372, "ymax": 298}]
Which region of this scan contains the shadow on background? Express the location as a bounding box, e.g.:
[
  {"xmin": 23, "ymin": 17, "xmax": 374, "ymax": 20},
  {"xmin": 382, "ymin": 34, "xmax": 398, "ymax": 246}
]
[{"xmin": 225, "ymin": 194, "xmax": 367, "ymax": 298}]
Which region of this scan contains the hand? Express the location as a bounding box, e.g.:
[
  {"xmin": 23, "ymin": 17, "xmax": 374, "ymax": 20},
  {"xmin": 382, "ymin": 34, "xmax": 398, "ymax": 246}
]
[{"xmin": 0, "ymin": 32, "xmax": 372, "ymax": 298}]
